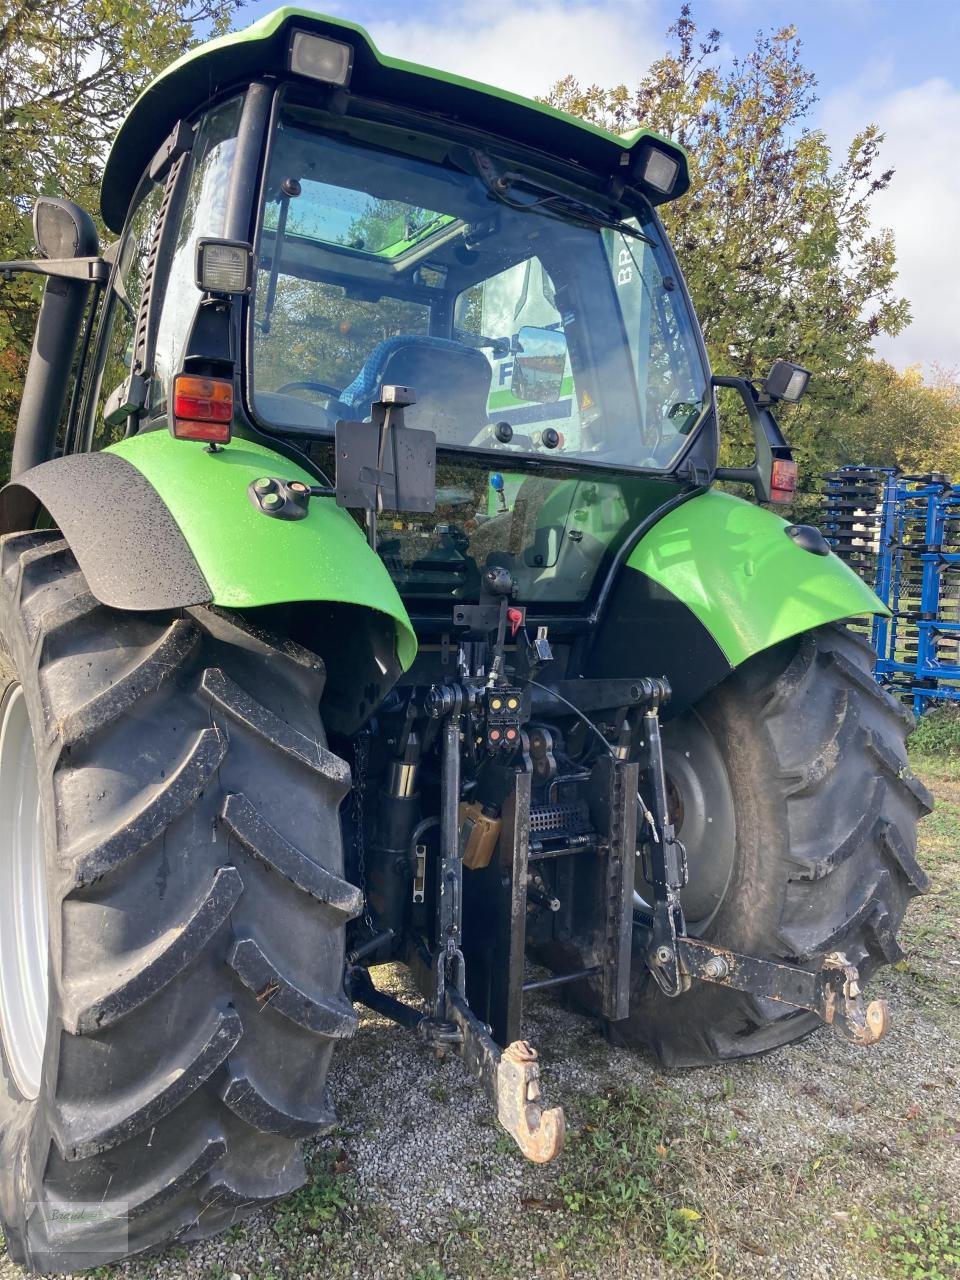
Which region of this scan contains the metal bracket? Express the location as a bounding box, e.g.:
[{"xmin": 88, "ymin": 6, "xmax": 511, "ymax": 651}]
[
  {"xmin": 347, "ymin": 957, "xmax": 565, "ymax": 1163},
  {"xmin": 335, "ymin": 397, "xmax": 437, "ymax": 514},
  {"xmin": 636, "ymin": 694, "xmax": 689, "ymax": 998},
  {"xmin": 678, "ymin": 940, "xmax": 890, "ymax": 1046},
  {"xmin": 432, "ymin": 717, "xmax": 465, "ymax": 1016},
  {"xmin": 587, "ymin": 755, "xmax": 639, "ymax": 1020},
  {"xmin": 0, "ymin": 255, "xmax": 109, "ymax": 284}
]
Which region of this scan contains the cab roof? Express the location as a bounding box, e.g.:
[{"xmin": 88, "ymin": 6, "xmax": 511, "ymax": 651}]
[{"xmin": 101, "ymin": 6, "xmax": 688, "ymax": 233}]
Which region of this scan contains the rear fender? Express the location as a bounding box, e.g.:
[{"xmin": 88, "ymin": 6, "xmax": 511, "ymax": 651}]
[
  {"xmin": 586, "ymin": 489, "xmax": 884, "ymax": 715},
  {"xmin": 0, "ymin": 431, "xmax": 417, "ymax": 729}
]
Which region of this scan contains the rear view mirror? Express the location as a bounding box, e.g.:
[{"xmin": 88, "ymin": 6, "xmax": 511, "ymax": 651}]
[
  {"xmin": 32, "ymin": 198, "xmax": 98, "ymax": 260},
  {"xmin": 762, "ymin": 359, "xmax": 810, "ymax": 405},
  {"xmin": 512, "ymin": 326, "xmax": 567, "ymax": 404}
]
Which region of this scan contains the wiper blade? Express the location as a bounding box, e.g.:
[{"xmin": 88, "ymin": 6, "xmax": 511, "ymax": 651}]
[{"xmin": 471, "ymin": 150, "xmax": 655, "ymax": 243}]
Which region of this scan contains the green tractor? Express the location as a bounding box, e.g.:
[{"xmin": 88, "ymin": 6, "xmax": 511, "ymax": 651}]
[{"xmin": 0, "ymin": 8, "xmax": 932, "ymax": 1271}]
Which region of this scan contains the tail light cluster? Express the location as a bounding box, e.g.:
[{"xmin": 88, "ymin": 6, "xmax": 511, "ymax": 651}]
[
  {"xmin": 172, "ymin": 374, "xmax": 233, "ymax": 443},
  {"xmin": 769, "ymin": 457, "xmax": 798, "ymax": 504}
]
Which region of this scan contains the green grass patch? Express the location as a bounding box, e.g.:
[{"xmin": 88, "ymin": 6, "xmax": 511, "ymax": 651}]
[
  {"xmin": 552, "ymin": 1085, "xmax": 713, "ymax": 1274},
  {"xmin": 271, "ymin": 1148, "xmax": 352, "ymax": 1240},
  {"xmin": 909, "ymin": 705, "xmax": 960, "ymax": 759},
  {"xmin": 410, "ymin": 1265, "xmax": 448, "ymax": 1280},
  {"xmin": 892, "ymin": 761, "xmax": 960, "ymax": 1012},
  {"xmin": 863, "ymin": 1199, "xmax": 960, "ymax": 1280}
]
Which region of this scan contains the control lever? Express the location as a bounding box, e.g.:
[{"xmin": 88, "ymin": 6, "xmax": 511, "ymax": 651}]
[{"xmin": 486, "ymin": 568, "xmax": 513, "ymax": 687}]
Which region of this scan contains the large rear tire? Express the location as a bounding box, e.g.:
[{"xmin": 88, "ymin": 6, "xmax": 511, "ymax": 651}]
[
  {"xmin": 0, "ymin": 531, "xmax": 361, "ymax": 1273},
  {"xmin": 611, "ymin": 623, "xmax": 932, "ymax": 1066}
]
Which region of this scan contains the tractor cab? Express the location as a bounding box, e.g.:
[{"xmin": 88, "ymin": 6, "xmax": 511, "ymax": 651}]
[
  {"xmin": 85, "ymin": 10, "xmax": 717, "ymax": 618},
  {"xmin": 245, "ymin": 91, "xmax": 709, "ymax": 608}
]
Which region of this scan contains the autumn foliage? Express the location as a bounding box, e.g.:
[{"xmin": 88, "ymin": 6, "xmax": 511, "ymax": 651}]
[{"xmin": 546, "ymin": 7, "xmax": 957, "ymax": 485}]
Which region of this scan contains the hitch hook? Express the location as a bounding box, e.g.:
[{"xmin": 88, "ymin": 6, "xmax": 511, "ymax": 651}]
[
  {"xmin": 497, "ymin": 1040, "xmax": 566, "ymax": 1164},
  {"xmin": 821, "ymin": 952, "xmax": 890, "ymax": 1046},
  {"xmin": 445, "ymin": 993, "xmax": 565, "ymax": 1164}
]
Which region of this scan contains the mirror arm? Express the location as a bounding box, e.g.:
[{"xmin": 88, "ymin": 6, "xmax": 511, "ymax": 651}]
[
  {"xmin": 0, "ymin": 256, "xmax": 109, "ymax": 284},
  {"xmin": 712, "ymin": 374, "xmax": 792, "ymax": 503}
]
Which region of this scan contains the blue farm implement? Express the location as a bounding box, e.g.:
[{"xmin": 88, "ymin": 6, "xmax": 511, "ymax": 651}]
[{"xmin": 822, "ymin": 466, "xmax": 960, "ymax": 715}]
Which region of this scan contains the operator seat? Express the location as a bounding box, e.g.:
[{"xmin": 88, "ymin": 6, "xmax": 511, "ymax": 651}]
[{"xmin": 339, "ymin": 336, "xmax": 493, "ymax": 442}]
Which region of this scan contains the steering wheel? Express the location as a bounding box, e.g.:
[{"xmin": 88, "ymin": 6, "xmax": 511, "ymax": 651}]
[{"xmin": 277, "ymin": 380, "xmax": 343, "ymax": 400}]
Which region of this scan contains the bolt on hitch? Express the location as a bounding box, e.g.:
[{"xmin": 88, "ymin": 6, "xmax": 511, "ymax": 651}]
[
  {"xmin": 496, "ymin": 1040, "xmax": 566, "ymax": 1163},
  {"xmin": 446, "ymin": 991, "xmax": 565, "ymax": 1163},
  {"xmin": 676, "ymin": 939, "xmax": 890, "ymax": 1046}
]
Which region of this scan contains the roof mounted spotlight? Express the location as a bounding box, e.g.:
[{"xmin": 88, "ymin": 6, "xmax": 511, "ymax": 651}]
[
  {"xmin": 637, "ymin": 144, "xmax": 680, "ymax": 196},
  {"xmin": 288, "ymin": 31, "xmax": 354, "ymax": 86}
]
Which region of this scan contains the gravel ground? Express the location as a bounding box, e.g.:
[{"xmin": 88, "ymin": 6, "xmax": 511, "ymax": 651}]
[{"xmin": 1, "ymin": 758, "xmax": 958, "ymax": 1280}]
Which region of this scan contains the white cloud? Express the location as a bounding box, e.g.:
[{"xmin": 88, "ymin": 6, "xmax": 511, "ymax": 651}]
[
  {"xmin": 822, "ymin": 76, "xmax": 960, "ymax": 378},
  {"xmin": 360, "ymin": 1, "xmax": 661, "ymax": 101}
]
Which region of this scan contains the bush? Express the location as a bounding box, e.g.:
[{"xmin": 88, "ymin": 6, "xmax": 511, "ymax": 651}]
[{"xmin": 909, "ymin": 704, "xmax": 960, "ymax": 757}]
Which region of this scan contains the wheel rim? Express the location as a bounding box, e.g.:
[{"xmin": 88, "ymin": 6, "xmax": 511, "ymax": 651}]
[
  {"xmin": 0, "ymin": 684, "xmax": 49, "ymax": 1099},
  {"xmin": 636, "ymin": 709, "xmax": 737, "ymax": 934}
]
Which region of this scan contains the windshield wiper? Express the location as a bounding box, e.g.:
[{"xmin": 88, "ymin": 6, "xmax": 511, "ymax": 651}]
[{"xmin": 470, "ymin": 150, "xmax": 655, "ymax": 243}]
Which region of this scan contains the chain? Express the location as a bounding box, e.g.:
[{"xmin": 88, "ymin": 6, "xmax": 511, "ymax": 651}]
[{"xmin": 352, "ymin": 730, "xmax": 375, "ymax": 932}]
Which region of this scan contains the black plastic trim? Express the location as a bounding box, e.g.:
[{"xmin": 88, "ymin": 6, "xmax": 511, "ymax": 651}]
[
  {"xmin": 0, "ymin": 453, "xmax": 211, "ymax": 611},
  {"xmin": 584, "ymin": 565, "xmax": 731, "ymax": 718}
]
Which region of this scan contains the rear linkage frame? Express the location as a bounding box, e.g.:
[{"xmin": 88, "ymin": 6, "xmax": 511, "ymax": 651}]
[
  {"xmin": 344, "ymin": 574, "xmax": 889, "ymax": 1163},
  {"xmin": 338, "ymin": 394, "xmax": 888, "ymax": 1165}
]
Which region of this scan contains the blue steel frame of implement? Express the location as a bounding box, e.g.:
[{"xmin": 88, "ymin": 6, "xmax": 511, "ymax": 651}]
[{"xmin": 871, "ymin": 474, "xmax": 960, "ymax": 716}]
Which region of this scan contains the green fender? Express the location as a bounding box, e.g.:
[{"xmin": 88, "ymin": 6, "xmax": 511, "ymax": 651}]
[
  {"xmin": 627, "ymin": 489, "xmax": 885, "ymax": 668},
  {"xmin": 107, "ymin": 431, "xmax": 417, "ymax": 670}
]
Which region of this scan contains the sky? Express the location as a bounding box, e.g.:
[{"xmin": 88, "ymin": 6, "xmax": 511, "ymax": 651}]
[{"xmin": 245, "ymin": 0, "xmax": 959, "ymax": 378}]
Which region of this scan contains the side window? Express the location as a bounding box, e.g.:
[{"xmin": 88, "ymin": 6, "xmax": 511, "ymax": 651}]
[
  {"xmin": 606, "ymin": 229, "xmax": 706, "ymax": 455},
  {"xmin": 90, "ymin": 182, "xmax": 164, "ymax": 450},
  {"xmin": 88, "ymin": 98, "xmax": 241, "ymax": 449},
  {"xmin": 152, "ymin": 97, "xmax": 242, "ymax": 413}
]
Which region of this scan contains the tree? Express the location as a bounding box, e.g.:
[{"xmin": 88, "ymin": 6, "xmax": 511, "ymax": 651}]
[
  {"xmin": 545, "ymin": 7, "xmax": 913, "ymax": 483},
  {"xmin": 839, "ymin": 362, "xmax": 960, "ymax": 478},
  {"xmin": 0, "ymin": 0, "xmax": 240, "ymax": 470}
]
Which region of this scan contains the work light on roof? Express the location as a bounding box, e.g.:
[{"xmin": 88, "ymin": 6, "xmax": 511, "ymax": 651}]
[
  {"xmin": 639, "ymin": 146, "xmax": 680, "ymax": 196},
  {"xmin": 288, "ymin": 31, "xmax": 353, "ymax": 86}
]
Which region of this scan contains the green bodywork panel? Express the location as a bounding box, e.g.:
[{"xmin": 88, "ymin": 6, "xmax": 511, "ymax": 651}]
[
  {"xmin": 107, "ymin": 431, "xmax": 417, "ymax": 670},
  {"xmin": 101, "ymin": 6, "xmax": 688, "ymax": 231},
  {"xmin": 627, "ymin": 489, "xmax": 886, "ymax": 668}
]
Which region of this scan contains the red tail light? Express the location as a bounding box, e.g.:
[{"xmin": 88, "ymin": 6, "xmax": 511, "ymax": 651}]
[
  {"xmin": 173, "ymin": 375, "xmax": 233, "ymax": 443},
  {"xmin": 769, "ymin": 457, "xmax": 798, "ymax": 503}
]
